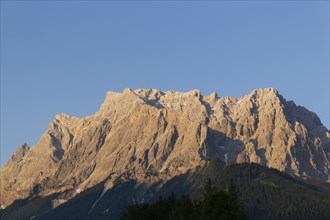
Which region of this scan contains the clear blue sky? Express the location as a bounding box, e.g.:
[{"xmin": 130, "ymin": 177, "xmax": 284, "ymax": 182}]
[{"xmin": 1, "ymin": 1, "xmax": 329, "ymax": 165}]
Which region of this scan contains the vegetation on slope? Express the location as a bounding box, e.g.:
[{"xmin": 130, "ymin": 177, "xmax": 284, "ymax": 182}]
[
  {"xmin": 121, "ymin": 179, "xmax": 247, "ymax": 220},
  {"xmin": 1, "ymin": 161, "xmax": 329, "ymax": 220}
]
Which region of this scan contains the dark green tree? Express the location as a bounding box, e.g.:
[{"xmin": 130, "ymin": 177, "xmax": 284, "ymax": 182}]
[{"xmin": 121, "ymin": 179, "xmax": 247, "ymax": 220}]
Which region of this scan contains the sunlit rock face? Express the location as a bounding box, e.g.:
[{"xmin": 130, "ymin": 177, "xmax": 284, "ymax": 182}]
[{"xmin": 1, "ymin": 87, "xmax": 329, "ymax": 208}]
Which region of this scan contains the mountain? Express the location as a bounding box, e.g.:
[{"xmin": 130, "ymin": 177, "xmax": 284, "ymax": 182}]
[{"xmin": 1, "ymin": 88, "xmax": 329, "ymax": 219}]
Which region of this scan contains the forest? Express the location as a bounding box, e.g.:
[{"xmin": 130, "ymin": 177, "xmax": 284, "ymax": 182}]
[
  {"xmin": 121, "ymin": 161, "xmax": 330, "ymax": 220},
  {"xmin": 121, "ymin": 179, "xmax": 247, "ymax": 220}
]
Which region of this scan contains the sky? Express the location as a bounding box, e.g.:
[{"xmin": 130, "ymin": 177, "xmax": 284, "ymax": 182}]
[{"xmin": 1, "ymin": 1, "xmax": 329, "ymax": 165}]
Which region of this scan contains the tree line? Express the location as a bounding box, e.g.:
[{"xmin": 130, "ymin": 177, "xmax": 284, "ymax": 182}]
[{"xmin": 120, "ymin": 179, "xmax": 247, "ymax": 220}]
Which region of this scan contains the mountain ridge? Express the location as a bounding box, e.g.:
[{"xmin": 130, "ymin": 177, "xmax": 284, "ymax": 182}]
[{"xmin": 1, "ymin": 87, "xmax": 329, "ymax": 211}]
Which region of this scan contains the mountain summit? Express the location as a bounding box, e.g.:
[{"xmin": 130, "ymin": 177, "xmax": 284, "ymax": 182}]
[{"xmin": 1, "ymin": 88, "xmax": 329, "ymax": 210}]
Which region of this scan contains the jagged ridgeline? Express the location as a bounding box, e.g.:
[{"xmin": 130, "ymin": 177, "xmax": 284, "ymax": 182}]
[{"xmin": 1, "ymin": 88, "xmax": 329, "ymax": 220}]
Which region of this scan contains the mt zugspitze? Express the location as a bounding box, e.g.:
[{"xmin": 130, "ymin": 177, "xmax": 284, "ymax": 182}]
[{"xmin": 1, "ymin": 88, "xmax": 329, "ymax": 211}]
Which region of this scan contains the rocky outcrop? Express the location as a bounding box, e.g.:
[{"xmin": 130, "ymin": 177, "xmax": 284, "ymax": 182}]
[{"xmin": 1, "ymin": 88, "xmax": 329, "ymax": 209}]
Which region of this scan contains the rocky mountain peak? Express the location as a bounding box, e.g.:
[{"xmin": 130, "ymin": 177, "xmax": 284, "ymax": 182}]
[
  {"xmin": 252, "ymin": 87, "xmax": 279, "ymax": 96},
  {"xmin": 1, "ymin": 88, "xmax": 329, "ymax": 210}
]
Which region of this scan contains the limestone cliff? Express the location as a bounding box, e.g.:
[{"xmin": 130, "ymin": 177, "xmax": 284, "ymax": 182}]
[{"xmin": 1, "ymin": 88, "xmax": 329, "ymax": 209}]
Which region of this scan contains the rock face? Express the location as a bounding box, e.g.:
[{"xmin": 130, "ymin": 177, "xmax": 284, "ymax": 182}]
[{"xmin": 1, "ymin": 88, "xmax": 329, "ymax": 209}]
